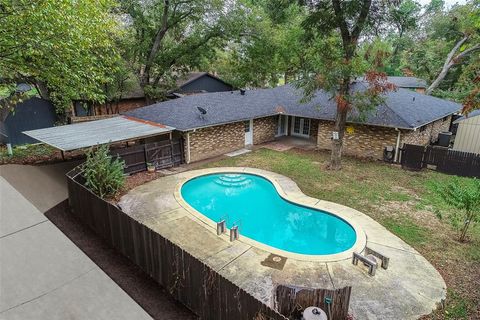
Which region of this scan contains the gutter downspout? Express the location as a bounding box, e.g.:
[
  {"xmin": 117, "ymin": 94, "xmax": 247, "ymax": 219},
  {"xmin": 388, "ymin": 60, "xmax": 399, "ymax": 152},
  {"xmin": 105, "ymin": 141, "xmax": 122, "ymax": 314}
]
[
  {"xmin": 394, "ymin": 128, "xmax": 401, "ymax": 163},
  {"xmin": 185, "ymin": 132, "xmax": 191, "ymax": 164}
]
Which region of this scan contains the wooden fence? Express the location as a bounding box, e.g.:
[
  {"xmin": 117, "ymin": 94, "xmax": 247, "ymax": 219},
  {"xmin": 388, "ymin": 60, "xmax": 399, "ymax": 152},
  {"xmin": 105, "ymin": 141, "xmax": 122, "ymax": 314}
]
[
  {"xmin": 401, "ymin": 144, "xmax": 480, "ymax": 178},
  {"xmin": 110, "ymin": 139, "xmax": 184, "ymax": 174},
  {"xmin": 275, "ymin": 285, "xmax": 351, "ymax": 320},
  {"xmin": 66, "ymin": 166, "xmax": 288, "ymax": 320}
]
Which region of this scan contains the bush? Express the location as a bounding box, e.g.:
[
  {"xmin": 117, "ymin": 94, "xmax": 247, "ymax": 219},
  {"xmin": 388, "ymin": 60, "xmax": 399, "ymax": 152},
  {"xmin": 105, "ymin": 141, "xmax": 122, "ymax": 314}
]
[
  {"xmin": 83, "ymin": 144, "xmax": 125, "ymax": 198},
  {"xmin": 435, "ymin": 177, "xmax": 480, "ymax": 242}
]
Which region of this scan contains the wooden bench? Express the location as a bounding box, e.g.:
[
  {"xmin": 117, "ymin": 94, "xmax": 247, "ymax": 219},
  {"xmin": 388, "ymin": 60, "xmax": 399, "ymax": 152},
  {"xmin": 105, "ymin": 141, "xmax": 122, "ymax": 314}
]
[{"xmin": 352, "ymin": 252, "xmax": 377, "ymax": 276}]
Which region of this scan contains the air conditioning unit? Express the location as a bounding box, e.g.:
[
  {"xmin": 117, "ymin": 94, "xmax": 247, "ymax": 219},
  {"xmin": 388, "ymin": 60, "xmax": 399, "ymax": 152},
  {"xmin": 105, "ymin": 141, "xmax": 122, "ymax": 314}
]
[{"xmin": 383, "ymin": 146, "xmax": 395, "ymax": 162}]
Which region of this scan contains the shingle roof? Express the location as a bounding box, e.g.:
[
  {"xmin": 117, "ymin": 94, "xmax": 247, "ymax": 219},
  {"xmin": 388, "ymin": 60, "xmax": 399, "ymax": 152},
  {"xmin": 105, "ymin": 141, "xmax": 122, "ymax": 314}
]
[
  {"xmin": 453, "ymin": 109, "xmax": 480, "ymax": 124},
  {"xmin": 125, "ymin": 83, "xmax": 461, "ymax": 131},
  {"xmin": 176, "ymin": 72, "xmax": 234, "ymax": 90},
  {"xmin": 386, "ymin": 76, "xmax": 427, "ymax": 89}
]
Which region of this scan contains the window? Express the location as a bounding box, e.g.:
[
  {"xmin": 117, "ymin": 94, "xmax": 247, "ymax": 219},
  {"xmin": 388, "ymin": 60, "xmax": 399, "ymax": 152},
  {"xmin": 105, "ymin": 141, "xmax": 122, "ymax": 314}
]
[{"xmin": 244, "ymin": 120, "xmax": 250, "ymax": 132}]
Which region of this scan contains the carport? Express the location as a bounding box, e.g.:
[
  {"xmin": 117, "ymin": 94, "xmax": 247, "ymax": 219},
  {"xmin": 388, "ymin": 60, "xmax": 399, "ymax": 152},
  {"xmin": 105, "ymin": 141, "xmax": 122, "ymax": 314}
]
[
  {"xmin": 23, "ymin": 115, "xmax": 183, "ymax": 173},
  {"xmin": 23, "ymin": 115, "xmax": 174, "ymax": 151}
]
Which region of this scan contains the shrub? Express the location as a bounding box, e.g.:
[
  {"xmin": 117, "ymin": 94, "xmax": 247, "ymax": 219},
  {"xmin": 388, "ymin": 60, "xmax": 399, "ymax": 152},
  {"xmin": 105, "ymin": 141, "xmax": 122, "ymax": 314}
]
[
  {"xmin": 435, "ymin": 178, "xmax": 480, "ymax": 242},
  {"xmin": 83, "ymin": 144, "xmax": 125, "ymax": 198}
]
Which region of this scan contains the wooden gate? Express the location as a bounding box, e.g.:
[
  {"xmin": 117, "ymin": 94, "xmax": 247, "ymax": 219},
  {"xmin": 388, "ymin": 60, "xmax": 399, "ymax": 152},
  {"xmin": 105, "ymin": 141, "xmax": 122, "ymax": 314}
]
[
  {"xmin": 400, "ymin": 144, "xmax": 425, "ymax": 171},
  {"xmin": 275, "ymin": 285, "xmax": 351, "ymax": 320},
  {"xmin": 111, "ymin": 139, "xmax": 184, "ymax": 174},
  {"xmin": 145, "ymin": 140, "xmax": 183, "ymax": 169}
]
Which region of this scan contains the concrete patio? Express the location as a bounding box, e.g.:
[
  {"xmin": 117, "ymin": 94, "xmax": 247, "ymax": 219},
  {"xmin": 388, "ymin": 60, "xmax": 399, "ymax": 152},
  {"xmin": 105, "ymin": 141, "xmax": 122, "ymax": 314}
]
[{"xmin": 118, "ymin": 167, "xmax": 447, "ymax": 320}]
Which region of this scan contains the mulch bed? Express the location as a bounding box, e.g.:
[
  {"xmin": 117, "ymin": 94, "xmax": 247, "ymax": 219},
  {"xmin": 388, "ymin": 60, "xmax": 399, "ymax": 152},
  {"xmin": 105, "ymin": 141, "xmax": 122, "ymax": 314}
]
[{"xmin": 45, "ymin": 200, "xmax": 197, "ymax": 320}]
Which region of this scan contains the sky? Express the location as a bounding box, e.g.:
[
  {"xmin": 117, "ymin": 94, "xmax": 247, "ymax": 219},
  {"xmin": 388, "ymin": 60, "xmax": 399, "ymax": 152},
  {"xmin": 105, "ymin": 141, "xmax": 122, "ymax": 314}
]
[{"xmin": 417, "ymin": 0, "xmax": 468, "ymax": 7}]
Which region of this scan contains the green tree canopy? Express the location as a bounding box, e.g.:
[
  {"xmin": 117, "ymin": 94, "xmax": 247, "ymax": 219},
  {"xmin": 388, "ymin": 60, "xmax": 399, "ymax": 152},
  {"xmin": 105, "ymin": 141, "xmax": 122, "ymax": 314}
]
[
  {"xmin": 118, "ymin": 0, "xmax": 249, "ymax": 100},
  {"xmin": 0, "ymin": 0, "xmax": 121, "ymax": 112}
]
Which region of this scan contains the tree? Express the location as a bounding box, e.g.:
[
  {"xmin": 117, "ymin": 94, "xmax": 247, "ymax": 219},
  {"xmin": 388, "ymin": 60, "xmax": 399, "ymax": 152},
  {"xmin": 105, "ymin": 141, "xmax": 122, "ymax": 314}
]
[
  {"xmin": 386, "ymin": 0, "xmax": 421, "ymax": 73},
  {"xmin": 298, "ymin": 0, "xmax": 396, "ymax": 170},
  {"xmin": 204, "ymin": 1, "xmax": 307, "ymax": 88},
  {"xmin": 425, "ymin": 1, "xmax": 480, "ymax": 95},
  {"xmin": 119, "ymin": 0, "xmax": 248, "ymax": 100},
  {"xmin": 436, "ymin": 178, "xmax": 480, "ymax": 242},
  {"xmin": 0, "ymin": 0, "xmax": 121, "ymax": 112}
]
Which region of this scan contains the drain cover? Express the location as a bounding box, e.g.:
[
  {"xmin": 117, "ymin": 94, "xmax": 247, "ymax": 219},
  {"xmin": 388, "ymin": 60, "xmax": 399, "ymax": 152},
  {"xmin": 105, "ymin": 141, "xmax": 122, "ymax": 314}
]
[{"xmin": 261, "ymin": 254, "xmax": 287, "ymax": 270}]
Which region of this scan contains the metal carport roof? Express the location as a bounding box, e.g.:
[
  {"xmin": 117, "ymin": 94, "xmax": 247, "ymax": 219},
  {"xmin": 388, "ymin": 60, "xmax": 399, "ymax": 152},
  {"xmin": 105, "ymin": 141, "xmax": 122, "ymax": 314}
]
[{"xmin": 23, "ymin": 115, "xmax": 174, "ymax": 151}]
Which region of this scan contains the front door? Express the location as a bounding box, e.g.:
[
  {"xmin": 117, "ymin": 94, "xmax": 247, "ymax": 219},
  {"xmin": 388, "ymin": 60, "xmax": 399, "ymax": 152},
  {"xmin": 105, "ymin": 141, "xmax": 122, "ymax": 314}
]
[
  {"xmin": 276, "ymin": 115, "xmax": 288, "ymax": 137},
  {"xmin": 291, "ymin": 116, "xmax": 311, "ymax": 138},
  {"xmin": 244, "ymin": 120, "xmax": 253, "ymax": 145}
]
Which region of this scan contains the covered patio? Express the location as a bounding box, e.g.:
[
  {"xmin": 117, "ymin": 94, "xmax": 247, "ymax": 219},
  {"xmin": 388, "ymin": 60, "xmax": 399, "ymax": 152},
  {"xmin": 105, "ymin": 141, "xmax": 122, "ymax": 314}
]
[{"xmin": 259, "ymin": 136, "xmax": 317, "ymax": 152}]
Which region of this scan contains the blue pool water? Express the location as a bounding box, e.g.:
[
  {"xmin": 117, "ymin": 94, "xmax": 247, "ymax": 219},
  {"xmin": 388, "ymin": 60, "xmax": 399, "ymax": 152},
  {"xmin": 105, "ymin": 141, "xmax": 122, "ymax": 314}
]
[{"xmin": 181, "ymin": 173, "xmax": 356, "ymax": 255}]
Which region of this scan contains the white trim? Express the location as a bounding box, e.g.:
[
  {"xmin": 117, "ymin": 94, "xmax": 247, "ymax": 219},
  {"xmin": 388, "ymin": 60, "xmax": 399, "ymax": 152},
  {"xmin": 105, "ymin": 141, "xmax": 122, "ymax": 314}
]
[
  {"xmin": 244, "ymin": 119, "xmax": 253, "ymax": 145},
  {"xmin": 185, "ymin": 132, "xmax": 191, "ymax": 164},
  {"xmin": 275, "ymin": 114, "xmax": 288, "ymax": 137},
  {"xmin": 290, "ymin": 116, "xmax": 311, "ymax": 138}
]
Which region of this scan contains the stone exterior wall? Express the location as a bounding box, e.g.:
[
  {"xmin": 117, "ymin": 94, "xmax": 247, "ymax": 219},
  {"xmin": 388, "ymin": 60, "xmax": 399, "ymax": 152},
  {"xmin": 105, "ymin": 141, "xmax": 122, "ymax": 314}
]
[
  {"xmin": 188, "ymin": 122, "xmax": 244, "ymax": 162},
  {"xmin": 402, "ymin": 116, "xmax": 451, "ymax": 146},
  {"xmin": 317, "ymin": 120, "xmax": 398, "ymax": 159},
  {"xmin": 317, "ymin": 116, "xmax": 452, "ymax": 160},
  {"xmin": 309, "ymin": 119, "xmax": 319, "ymax": 142},
  {"xmin": 253, "ymin": 116, "xmax": 277, "ymax": 144}
]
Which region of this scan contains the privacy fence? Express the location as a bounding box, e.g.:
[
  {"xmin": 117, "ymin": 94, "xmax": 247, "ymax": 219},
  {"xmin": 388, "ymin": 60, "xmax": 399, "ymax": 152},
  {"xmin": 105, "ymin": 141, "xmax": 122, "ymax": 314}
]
[
  {"xmin": 110, "ymin": 139, "xmax": 184, "ymax": 174},
  {"xmin": 275, "ymin": 285, "xmax": 351, "ymax": 319},
  {"xmin": 401, "ymin": 144, "xmax": 480, "ymax": 178},
  {"xmin": 67, "ymin": 165, "xmax": 352, "ymax": 320}
]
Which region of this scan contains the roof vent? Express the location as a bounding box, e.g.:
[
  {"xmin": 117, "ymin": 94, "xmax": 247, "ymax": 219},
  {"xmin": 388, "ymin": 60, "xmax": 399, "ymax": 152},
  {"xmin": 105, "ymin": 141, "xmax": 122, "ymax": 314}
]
[
  {"xmin": 413, "ymin": 97, "xmax": 415, "ymax": 101},
  {"xmin": 240, "ymin": 89, "xmax": 246, "ymax": 95}
]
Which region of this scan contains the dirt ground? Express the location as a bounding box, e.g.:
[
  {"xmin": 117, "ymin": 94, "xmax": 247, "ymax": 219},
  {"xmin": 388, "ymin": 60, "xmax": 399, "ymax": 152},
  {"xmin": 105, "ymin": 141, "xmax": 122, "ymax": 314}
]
[{"xmin": 45, "ymin": 201, "xmax": 197, "ymax": 320}]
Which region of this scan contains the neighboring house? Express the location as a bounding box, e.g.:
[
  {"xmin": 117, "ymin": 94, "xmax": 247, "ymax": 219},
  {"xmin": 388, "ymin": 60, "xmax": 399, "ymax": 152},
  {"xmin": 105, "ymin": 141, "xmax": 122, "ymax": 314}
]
[
  {"xmin": 386, "ymin": 76, "xmax": 427, "ymax": 93},
  {"xmin": 71, "ymin": 81, "xmax": 147, "ymax": 122},
  {"xmin": 70, "ymin": 72, "xmax": 234, "ymax": 121},
  {"xmin": 167, "ymin": 72, "xmax": 235, "ymax": 98},
  {"xmin": 1, "ymin": 97, "xmax": 57, "ymax": 146},
  {"xmin": 452, "ymin": 110, "xmax": 480, "ymax": 154},
  {"xmin": 125, "ymin": 81, "xmax": 460, "ymax": 163}
]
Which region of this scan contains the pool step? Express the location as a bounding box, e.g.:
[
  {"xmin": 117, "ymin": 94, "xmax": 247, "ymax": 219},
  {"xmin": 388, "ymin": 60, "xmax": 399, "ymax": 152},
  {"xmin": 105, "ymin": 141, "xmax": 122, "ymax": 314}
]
[
  {"xmin": 218, "ymin": 174, "xmax": 247, "ymax": 183},
  {"xmin": 214, "ymin": 175, "xmax": 251, "ymax": 187}
]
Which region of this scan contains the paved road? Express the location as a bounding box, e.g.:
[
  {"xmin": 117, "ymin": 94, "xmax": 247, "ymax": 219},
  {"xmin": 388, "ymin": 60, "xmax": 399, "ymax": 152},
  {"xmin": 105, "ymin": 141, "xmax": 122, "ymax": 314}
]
[{"xmin": 0, "ymin": 162, "xmax": 152, "ymax": 320}]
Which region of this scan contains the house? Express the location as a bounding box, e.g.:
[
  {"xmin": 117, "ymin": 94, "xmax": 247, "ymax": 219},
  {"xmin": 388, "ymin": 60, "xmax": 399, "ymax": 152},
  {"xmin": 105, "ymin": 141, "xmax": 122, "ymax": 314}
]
[
  {"xmin": 452, "ymin": 110, "xmax": 480, "ymax": 154},
  {"xmin": 70, "ymin": 72, "xmax": 234, "ymax": 122},
  {"xmin": 385, "ymin": 76, "xmax": 427, "ymax": 93},
  {"xmin": 71, "ymin": 81, "xmax": 147, "ymax": 122},
  {"xmin": 1, "ymin": 97, "xmax": 57, "ymax": 146},
  {"xmin": 125, "ymin": 81, "xmax": 460, "ymax": 163},
  {"xmin": 167, "ymin": 72, "xmax": 235, "ymax": 98}
]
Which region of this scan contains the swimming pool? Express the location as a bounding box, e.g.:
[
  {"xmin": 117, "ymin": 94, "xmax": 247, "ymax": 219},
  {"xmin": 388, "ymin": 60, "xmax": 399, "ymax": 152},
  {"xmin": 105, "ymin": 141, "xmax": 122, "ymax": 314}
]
[{"xmin": 180, "ymin": 173, "xmax": 357, "ymax": 256}]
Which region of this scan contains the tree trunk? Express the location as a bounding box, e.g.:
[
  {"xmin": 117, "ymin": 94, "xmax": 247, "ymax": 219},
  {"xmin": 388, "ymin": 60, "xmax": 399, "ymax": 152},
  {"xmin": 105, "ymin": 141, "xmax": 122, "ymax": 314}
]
[
  {"xmin": 426, "ymin": 36, "xmax": 470, "ymax": 95},
  {"xmin": 459, "ymin": 210, "xmax": 474, "ymax": 242},
  {"xmin": 330, "ymin": 106, "xmax": 348, "ymax": 170}
]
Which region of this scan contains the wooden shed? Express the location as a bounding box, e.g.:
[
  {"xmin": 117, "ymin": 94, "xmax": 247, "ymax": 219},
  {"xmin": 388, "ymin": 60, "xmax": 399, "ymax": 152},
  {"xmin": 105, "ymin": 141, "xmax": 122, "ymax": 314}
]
[{"xmin": 453, "ymin": 110, "xmax": 480, "ymax": 154}]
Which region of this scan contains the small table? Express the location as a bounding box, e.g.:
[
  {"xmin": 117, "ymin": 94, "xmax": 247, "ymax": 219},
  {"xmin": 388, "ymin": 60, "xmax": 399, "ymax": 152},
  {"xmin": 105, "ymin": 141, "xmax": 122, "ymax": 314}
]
[{"xmin": 303, "ymin": 306, "xmax": 328, "ymax": 320}]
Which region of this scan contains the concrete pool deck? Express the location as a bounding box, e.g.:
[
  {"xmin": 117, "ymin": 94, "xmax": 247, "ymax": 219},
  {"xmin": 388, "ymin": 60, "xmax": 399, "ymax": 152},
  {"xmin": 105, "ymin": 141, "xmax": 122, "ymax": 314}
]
[{"xmin": 119, "ymin": 167, "xmax": 447, "ymax": 319}]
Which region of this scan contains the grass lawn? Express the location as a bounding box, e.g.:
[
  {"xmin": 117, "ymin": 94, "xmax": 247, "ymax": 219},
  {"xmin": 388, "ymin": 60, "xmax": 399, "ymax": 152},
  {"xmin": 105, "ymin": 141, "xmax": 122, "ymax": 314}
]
[{"xmin": 201, "ymin": 148, "xmax": 479, "ymax": 319}]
